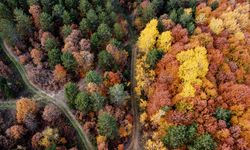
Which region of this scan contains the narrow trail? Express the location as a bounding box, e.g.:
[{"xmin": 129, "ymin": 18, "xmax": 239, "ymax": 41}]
[{"xmin": 1, "ymin": 41, "xmax": 94, "ymax": 150}]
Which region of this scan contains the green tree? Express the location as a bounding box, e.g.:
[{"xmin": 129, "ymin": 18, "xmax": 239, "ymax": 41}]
[
  {"xmin": 210, "ymin": 1, "xmax": 219, "ymax": 11},
  {"xmin": 163, "ymin": 125, "xmax": 197, "ymax": 149},
  {"xmin": 40, "ymin": 12, "xmax": 54, "ymax": 32},
  {"xmin": 97, "ymin": 23, "xmax": 112, "ymax": 46},
  {"xmin": 169, "ymin": 9, "xmax": 178, "ymax": 22},
  {"xmin": 0, "ymin": 76, "xmax": 13, "ymax": 99},
  {"xmin": 52, "ymin": 4, "xmax": 65, "ymax": 18},
  {"xmin": 14, "ymin": 8, "xmax": 33, "ymax": 38},
  {"xmin": 86, "ymin": 9, "xmax": 98, "ymax": 31},
  {"xmin": 45, "ymin": 38, "xmax": 58, "ymax": 51},
  {"xmin": 0, "ymin": 19, "xmax": 21, "ymax": 46},
  {"xmin": 215, "ymin": 108, "xmax": 232, "ymax": 125},
  {"xmin": 62, "ymin": 10, "xmax": 72, "ymax": 25},
  {"xmin": 79, "ymin": 18, "xmax": 90, "ymax": 37},
  {"xmin": 97, "ymin": 112, "xmax": 118, "ymax": 140},
  {"xmin": 64, "ymin": 82, "xmax": 79, "ymax": 107},
  {"xmin": 48, "ymin": 49, "xmax": 61, "ymax": 68},
  {"xmin": 146, "ymin": 49, "xmax": 163, "ymax": 69},
  {"xmin": 189, "ymin": 134, "xmax": 216, "ymax": 150},
  {"xmin": 27, "ymin": 0, "xmax": 39, "ymax": 6},
  {"xmin": 41, "ymin": 0, "xmax": 57, "ymax": 12},
  {"xmin": 78, "ymin": 0, "xmax": 92, "ymax": 17},
  {"xmin": 90, "ymin": 92, "xmax": 106, "ymax": 111},
  {"xmin": 75, "ymin": 91, "xmax": 91, "ymax": 113},
  {"xmin": 65, "ymin": 0, "xmax": 77, "ymax": 9},
  {"xmin": 97, "ymin": 50, "xmax": 116, "ymax": 71},
  {"xmin": 61, "ymin": 25, "xmax": 72, "ymax": 38},
  {"xmin": 113, "ymin": 23, "xmax": 125, "ymax": 41},
  {"xmin": 109, "ymin": 84, "xmax": 128, "ymax": 105},
  {"xmin": 142, "ymin": 4, "xmax": 156, "ymax": 24},
  {"xmin": 85, "ymin": 70, "xmax": 102, "ymax": 84},
  {"xmin": 90, "ymin": 32, "xmax": 99, "ymax": 50},
  {"xmin": 98, "ymin": 10, "xmax": 109, "ymax": 24},
  {"xmin": 61, "ymin": 52, "xmax": 77, "ymax": 71},
  {"xmin": 0, "ymin": 2, "xmax": 12, "ymax": 20}
]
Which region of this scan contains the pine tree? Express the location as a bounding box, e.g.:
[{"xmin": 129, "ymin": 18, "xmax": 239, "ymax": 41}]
[
  {"xmin": 40, "ymin": 12, "xmax": 54, "ymax": 32},
  {"xmin": 61, "ymin": 52, "xmax": 77, "ymax": 71},
  {"xmin": 64, "ymin": 82, "xmax": 79, "ymax": 107},
  {"xmin": 75, "ymin": 91, "xmax": 91, "ymax": 113},
  {"xmin": 48, "ymin": 49, "xmax": 61, "ymax": 68},
  {"xmin": 14, "ymin": 8, "xmax": 33, "ymax": 38}
]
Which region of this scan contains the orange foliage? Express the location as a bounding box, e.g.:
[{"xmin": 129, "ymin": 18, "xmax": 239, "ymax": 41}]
[
  {"xmin": 16, "ymin": 98, "xmax": 37, "ymax": 123},
  {"xmin": 53, "ymin": 64, "xmax": 67, "ymax": 82}
]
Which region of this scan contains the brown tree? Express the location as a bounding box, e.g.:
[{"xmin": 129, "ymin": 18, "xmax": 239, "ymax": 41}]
[{"xmin": 16, "ymin": 98, "xmax": 37, "ymax": 123}]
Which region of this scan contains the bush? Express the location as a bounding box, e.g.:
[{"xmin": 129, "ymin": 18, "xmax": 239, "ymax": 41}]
[
  {"xmin": 163, "ymin": 125, "xmax": 197, "ymax": 149},
  {"xmin": 90, "ymin": 92, "xmax": 106, "ymax": 111},
  {"xmin": 61, "ymin": 52, "xmax": 77, "ymax": 71},
  {"xmin": 146, "ymin": 49, "xmax": 163, "ymax": 69},
  {"xmin": 75, "ymin": 92, "xmax": 91, "ymax": 113},
  {"xmin": 109, "ymin": 84, "xmax": 128, "ymax": 105},
  {"xmin": 64, "ymin": 82, "xmax": 79, "ymax": 107},
  {"xmin": 85, "ymin": 70, "xmax": 102, "ymax": 84},
  {"xmin": 45, "ymin": 38, "xmax": 58, "ymax": 51},
  {"xmin": 48, "ymin": 49, "xmax": 61, "ymax": 68},
  {"xmin": 215, "ymin": 108, "xmax": 232, "ymax": 125},
  {"xmin": 97, "ymin": 112, "xmax": 118, "ymax": 140},
  {"xmin": 98, "ymin": 50, "xmax": 116, "ymax": 71},
  {"xmin": 189, "ymin": 134, "xmax": 216, "ymax": 150}
]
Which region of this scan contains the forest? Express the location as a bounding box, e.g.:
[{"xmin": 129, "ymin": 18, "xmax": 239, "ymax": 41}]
[{"xmin": 0, "ymin": 0, "xmax": 249, "ymax": 150}]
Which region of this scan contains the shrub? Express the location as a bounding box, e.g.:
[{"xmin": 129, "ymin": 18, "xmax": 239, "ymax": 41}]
[
  {"xmin": 64, "ymin": 82, "xmax": 79, "ymax": 107},
  {"xmin": 97, "ymin": 112, "xmax": 118, "ymax": 140},
  {"xmin": 75, "ymin": 92, "xmax": 91, "ymax": 113},
  {"xmin": 85, "ymin": 70, "xmax": 102, "ymax": 84},
  {"xmin": 109, "ymin": 84, "xmax": 128, "ymax": 105}
]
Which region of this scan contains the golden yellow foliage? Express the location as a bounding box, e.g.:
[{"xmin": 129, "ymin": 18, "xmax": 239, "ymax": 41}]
[
  {"xmin": 176, "ymin": 46, "xmax": 209, "ymax": 97},
  {"xmin": 39, "ymin": 127, "xmax": 59, "ymax": 148},
  {"xmin": 145, "ymin": 139, "xmax": 167, "ymax": 150},
  {"xmin": 16, "ymin": 98, "xmax": 37, "ymax": 123},
  {"xmin": 137, "ymin": 19, "xmax": 159, "ymax": 52},
  {"xmin": 209, "ymin": 17, "xmax": 224, "ymax": 34},
  {"xmin": 157, "ymin": 31, "xmax": 172, "ymax": 52}
]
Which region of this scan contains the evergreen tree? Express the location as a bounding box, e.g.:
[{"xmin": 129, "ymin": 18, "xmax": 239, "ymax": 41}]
[
  {"xmin": 109, "ymin": 84, "xmax": 128, "ymax": 105},
  {"xmin": 62, "ymin": 10, "xmax": 72, "ymax": 25},
  {"xmin": 96, "ymin": 23, "xmax": 112, "ymax": 46},
  {"xmin": 90, "ymin": 92, "xmax": 106, "ymax": 111},
  {"xmin": 41, "ymin": 0, "xmax": 57, "ymax": 12},
  {"xmin": 64, "ymin": 82, "xmax": 79, "ymax": 107},
  {"xmin": 40, "ymin": 12, "xmax": 54, "ymax": 32},
  {"xmin": 61, "ymin": 52, "xmax": 77, "ymax": 71},
  {"xmin": 146, "ymin": 49, "xmax": 163, "ymax": 69},
  {"xmin": 189, "ymin": 134, "xmax": 216, "ymax": 150},
  {"xmin": 61, "ymin": 25, "xmax": 72, "ymax": 38},
  {"xmin": 113, "ymin": 23, "xmax": 125, "ymax": 41},
  {"xmin": 45, "ymin": 38, "xmax": 58, "ymax": 51},
  {"xmin": 97, "ymin": 50, "xmax": 116, "ymax": 71},
  {"xmin": 85, "ymin": 70, "xmax": 102, "ymax": 84},
  {"xmin": 86, "ymin": 9, "xmax": 98, "ymax": 31},
  {"xmin": 75, "ymin": 91, "xmax": 91, "ymax": 113},
  {"xmin": 14, "ymin": 8, "xmax": 33, "ymax": 38},
  {"xmin": 79, "ymin": 18, "xmax": 90, "ymax": 37},
  {"xmin": 0, "ymin": 76, "xmax": 13, "ymax": 99},
  {"xmin": 90, "ymin": 32, "xmax": 100, "ymax": 50},
  {"xmin": 78, "ymin": 0, "xmax": 92, "ymax": 17},
  {"xmin": 97, "ymin": 112, "xmax": 118, "ymax": 140},
  {"xmin": 0, "ymin": 19, "xmax": 21, "ymax": 46},
  {"xmin": 0, "ymin": 2, "xmax": 12, "ymax": 20},
  {"xmin": 48, "ymin": 48, "xmax": 61, "ymax": 68},
  {"xmin": 52, "ymin": 4, "xmax": 65, "ymax": 18}
]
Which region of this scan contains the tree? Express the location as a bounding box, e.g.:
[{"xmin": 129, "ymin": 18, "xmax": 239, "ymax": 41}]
[
  {"xmin": 157, "ymin": 31, "xmax": 172, "ymax": 52},
  {"xmin": 97, "ymin": 23, "xmax": 112, "ymax": 46},
  {"xmin": 142, "ymin": 3, "xmax": 156, "ymax": 24},
  {"xmin": 90, "ymin": 92, "xmax": 106, "ymax": 111},
  {"xmin": 209, "ymin": 18, "xmax": 224, "ymax": 35},
  {"xmin": 98, "ymin": 50, "xmax": 116, "ymax": 71},
  {"xmin": 78, "ymin": 0, "xmax": 92, "ymax": 17},
  {"xmin": 146, "ymin": 49, "xmax": 163, "ymax": 69},
  {"xmin": 61, "ymin": 52, "xmax": 77, "ymax": 71},
  {"xmin": 14, "ymin": 8, "xmax": 33, "ymax": 39},
  {"xmin": 16, "ymin": 98, "xmax": 37, "ymax": 123},
  {"xmin": 53, "ymin": 64, "xmax": 67, "ymax": 82},
  {"xmin": 62, "ymin": 10, "xmax": 72, "ymax": 25},
  {"xmin": 48, "ymin": 49, "xmax": 61, "ymax": 68},
  {"xmin": 75, "ymin": 91, "xmax": 91, "ymax": 113},
  {"xmin": 6, "ymin": 125, "xmax": 26, "ymax": 140},
  {"xmin": 97, "ymin": 112, "xmax": 118, "ymax": 140},
  {"xmin": 0, "ymin": 19, "xmax": 21, "ymax": 46},
  {"xmin": 189, "ymin": 134, "xmax": 216, "ymax": 150},
  {"xmin": 215, "ymin": 108, "xmax": 232, "ymax": 126},
  {"xmin": 45, "ymin": 38, "xmax": 58, "ymax": 51},
  {"xmin": 0, "ymin": 76, "xmax": 13, "ymax": 99},
  {"xmin": 61, "ymin": 25, "xmax": 72, "ymax": 38},
  {"xmin": 162, "ymin": 125, "xmax": 197, "ymax": 149},
  {"xmin": 109, "ymin": 84, "xmax": 128, "ymax": 105},
  {"xmin": 90, "ymin": 32, "xmax": 99, "ymax": 50},
  {"xmin": 24, "ymin": 114, "xmax": 38, "ymax": 131},
  {"xmin": 42, "ymin": 104, "xmax": 62, "ymax": 123},
  {"xmin": 52, "ymin": 4, "xmax": 65, "ymax": 18},
  {"xmin": 41, "ymin": 0, "xmax": 57, "ymax": 12},
  {"xmin": 113, "ymin": 23, "xmax": 125, "ymax": 40},
  {"xmin": 0, "ymin": 2, "xmax": 12, "ymax": 20},
  {"xmin": 79, "ymin": 18, "xmax": 90, "ymax": 37},
  {"xmin": 85, "ymin": 70, "xmax": 102, "ymax": 84},
  {"xmin": 86, "ymin": 9, "xmax": 98, "ymax": 30},
  {"xmin": 64, "ymin": 82, "xmax": 79, "ymax": 107},
  {"xmin": 40, "ymin": 12, "xmax": 54, "ymax": 32}
]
